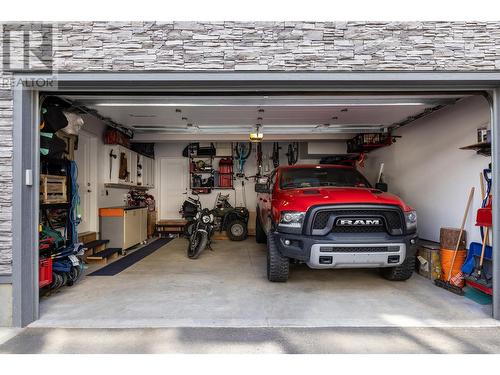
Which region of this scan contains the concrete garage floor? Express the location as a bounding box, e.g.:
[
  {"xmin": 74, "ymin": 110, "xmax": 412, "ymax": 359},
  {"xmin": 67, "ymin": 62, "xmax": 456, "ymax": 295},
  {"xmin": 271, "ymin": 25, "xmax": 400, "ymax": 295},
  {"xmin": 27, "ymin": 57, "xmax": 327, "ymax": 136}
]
[{"xmin": 31, "ymin": 238, "xmax": 496, "ymax": 329}]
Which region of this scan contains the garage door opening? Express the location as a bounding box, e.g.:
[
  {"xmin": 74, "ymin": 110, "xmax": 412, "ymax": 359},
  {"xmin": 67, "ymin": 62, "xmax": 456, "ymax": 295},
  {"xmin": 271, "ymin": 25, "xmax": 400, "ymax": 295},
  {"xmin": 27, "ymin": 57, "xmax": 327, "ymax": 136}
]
[{"xmin": 28, "ymin": 87, "xmax": 497, "ymax": 328}]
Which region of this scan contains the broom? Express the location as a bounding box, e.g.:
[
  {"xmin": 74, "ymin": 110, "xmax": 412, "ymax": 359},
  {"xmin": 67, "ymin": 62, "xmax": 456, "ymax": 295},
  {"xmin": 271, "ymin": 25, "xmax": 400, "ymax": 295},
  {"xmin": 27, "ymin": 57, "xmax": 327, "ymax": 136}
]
[
  {"xmin": 434, "ymin": 187, "xmax": 474, "ymax": 296},
  {"xmin": 464, "ymin": 173, "xmax": 490, "ymax": 281}
]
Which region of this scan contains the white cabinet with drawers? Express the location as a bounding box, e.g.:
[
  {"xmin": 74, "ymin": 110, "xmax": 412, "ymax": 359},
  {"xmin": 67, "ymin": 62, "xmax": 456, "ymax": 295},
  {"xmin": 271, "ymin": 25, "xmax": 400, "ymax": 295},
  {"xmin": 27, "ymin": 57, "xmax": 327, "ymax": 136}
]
[{"xmin": 100, "ymin": 207, "xmax": 148, "ymax": 250}]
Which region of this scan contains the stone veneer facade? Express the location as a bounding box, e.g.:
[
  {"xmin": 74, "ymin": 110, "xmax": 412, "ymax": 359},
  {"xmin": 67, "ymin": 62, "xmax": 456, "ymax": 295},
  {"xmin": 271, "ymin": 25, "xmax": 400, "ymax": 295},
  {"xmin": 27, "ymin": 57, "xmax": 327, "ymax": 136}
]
[{"xmin": 1, "ymin": 21, "xmax": 500, "ymax": 275}]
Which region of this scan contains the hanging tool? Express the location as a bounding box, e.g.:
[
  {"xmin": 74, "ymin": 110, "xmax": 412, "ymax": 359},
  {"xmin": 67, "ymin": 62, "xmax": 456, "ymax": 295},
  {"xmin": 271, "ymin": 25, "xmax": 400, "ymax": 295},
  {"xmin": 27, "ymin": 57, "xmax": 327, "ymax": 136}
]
[
  {"xmin": 256, "ymin": 142, "xmax": 263, "ymax": 177},
  {"xmin": 109, "ymin": 149, "xmax": 117, "ymax": 179},
  {"xmin": 377, "ymin": 163, "xmax": 385, "ymax": 184},
  {"xmin": 479, "ymin": 166, "xmax": 492, "ymax": 243},
  {"xmin": 286, "ymin": 142, "xmax": 299, "ymax": 165},
  {"xmin": 434, "ymin": 187, "xmax": 475, "ymax": 295},
  {"xmin": 272, "ymin": 142, "xmax": 281, "ymax": 168}
]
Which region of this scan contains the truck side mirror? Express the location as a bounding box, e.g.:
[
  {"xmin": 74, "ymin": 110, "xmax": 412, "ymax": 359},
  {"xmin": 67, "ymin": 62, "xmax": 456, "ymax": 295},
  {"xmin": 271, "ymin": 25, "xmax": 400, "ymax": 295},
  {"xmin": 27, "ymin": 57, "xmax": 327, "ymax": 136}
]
[
  {"xmin": 255, "ymin": 183, "xmax": 270, "ymax": 194},
  {"xmin": 375, "ymin": 182, "xmax": 388, "ymax": 192}
]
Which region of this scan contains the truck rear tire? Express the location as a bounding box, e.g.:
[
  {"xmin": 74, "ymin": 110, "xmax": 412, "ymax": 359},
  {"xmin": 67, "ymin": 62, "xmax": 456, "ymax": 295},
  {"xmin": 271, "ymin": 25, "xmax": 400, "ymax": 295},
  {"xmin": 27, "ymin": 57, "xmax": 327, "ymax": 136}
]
[
  {"xmin": 255, "ymin": 211, "xmax": 267, "ymax": 244},
  {"xmin": 380, "ymin": 256, "xmax": 415, "ymax": 281},
  {"xmin": 267, "ymin": 234, "xmax": 289, "ymax": 282}
]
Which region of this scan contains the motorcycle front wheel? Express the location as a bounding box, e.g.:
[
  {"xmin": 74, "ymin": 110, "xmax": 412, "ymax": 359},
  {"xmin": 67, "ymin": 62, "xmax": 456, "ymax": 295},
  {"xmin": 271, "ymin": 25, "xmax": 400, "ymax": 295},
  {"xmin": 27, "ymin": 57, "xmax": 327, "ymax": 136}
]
[{"xmin": 187, "ymin": 231, "xmax": 208, "ymax": 259}]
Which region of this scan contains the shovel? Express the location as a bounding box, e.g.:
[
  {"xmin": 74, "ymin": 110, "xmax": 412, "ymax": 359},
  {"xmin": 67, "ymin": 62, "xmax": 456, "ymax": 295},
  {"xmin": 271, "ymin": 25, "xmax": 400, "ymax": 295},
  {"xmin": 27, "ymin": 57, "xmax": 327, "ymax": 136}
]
[
  {"xmin": 109, "ymin": 149, "xmax": 117, "ymax": 179},
  {"xmin": 470, "ymin": 227, "xmax": 489, "ymax": 281}
]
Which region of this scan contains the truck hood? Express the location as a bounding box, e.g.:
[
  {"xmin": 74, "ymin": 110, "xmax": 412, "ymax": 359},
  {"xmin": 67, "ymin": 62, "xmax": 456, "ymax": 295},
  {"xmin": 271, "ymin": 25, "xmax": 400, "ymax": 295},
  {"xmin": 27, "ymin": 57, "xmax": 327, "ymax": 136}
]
[{"xmin": 276, "ymin": 187, "xmax": 412, "ymax": 212}]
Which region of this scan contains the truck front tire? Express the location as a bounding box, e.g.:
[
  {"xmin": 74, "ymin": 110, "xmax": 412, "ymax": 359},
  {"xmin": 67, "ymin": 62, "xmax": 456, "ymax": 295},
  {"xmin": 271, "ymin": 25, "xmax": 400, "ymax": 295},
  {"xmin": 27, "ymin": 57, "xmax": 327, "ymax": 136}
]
[
  {"xmin": 380, "ymin": 256, "xmax": 415, "ymax": 281},
  {"xmin": 267, "ymin": 234, "xmax": 289, "ymax": 282}
]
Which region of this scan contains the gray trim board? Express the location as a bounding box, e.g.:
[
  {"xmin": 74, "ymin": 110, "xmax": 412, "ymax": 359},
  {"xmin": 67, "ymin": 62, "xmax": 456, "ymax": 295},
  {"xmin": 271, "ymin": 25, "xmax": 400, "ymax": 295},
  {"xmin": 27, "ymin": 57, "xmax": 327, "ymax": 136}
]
[
  {"xmin": 15, "ymin": 71, "xmax": 500, "ymax": 92},
  {"xmin": 9, "ymin": 71, "xmax": 500, "ymax": 326},
  {"xmin": 12, "ymin": 87, "xmax": 39, "ymax": 327},
  {"xmin": 0, "ymin": 275, "xmax": 12, "ymax": 284},
  {"xmin": 492, "ymin": 87, "xmax": 500, "ymax": 320}
]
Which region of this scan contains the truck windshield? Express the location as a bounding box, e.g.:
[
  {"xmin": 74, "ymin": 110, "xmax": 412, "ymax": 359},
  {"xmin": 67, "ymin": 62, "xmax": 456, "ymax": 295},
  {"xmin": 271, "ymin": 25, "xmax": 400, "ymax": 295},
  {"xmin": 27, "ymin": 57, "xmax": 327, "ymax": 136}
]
[{"xmin": 280, "ymin": 167, "xmax": 371, "ymax": 190}]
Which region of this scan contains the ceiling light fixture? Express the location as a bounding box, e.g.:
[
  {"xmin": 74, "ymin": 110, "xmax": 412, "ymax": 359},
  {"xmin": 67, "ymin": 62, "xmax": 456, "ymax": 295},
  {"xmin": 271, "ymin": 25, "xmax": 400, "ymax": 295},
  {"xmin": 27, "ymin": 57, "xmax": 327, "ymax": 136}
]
[{"xmin": 94, "ymin": 101, "xmax": 434, "ymax": 107}]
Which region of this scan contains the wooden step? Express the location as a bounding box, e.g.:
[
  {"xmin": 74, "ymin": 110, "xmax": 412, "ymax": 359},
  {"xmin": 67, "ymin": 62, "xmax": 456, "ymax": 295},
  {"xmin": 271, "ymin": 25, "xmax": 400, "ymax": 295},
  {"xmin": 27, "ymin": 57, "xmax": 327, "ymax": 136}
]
[
  {"xmin": 156, "ymin": 219, "xmax": 187, "ymax": 235},
  {"xmin": 83, "ymin": 239, "xmax": 110, "ymax": 257},
  {"xmin": 87, "ymin": 247, "xmax": 122, "ymax": 265},
  {"xmin": 78, "ymin": 231, "xmax": 97, "ymax": 244},
  {"xmin": 84, "ymin": 239, "xmax": 109, "ymax": 249}
]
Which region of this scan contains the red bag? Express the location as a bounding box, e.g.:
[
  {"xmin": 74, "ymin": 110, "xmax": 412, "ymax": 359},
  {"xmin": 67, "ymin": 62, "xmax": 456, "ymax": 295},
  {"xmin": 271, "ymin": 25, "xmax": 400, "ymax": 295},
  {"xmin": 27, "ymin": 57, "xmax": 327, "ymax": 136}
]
[{"xmin": 104, "ymin": 128, "xmax": 131, "ymax": 148}]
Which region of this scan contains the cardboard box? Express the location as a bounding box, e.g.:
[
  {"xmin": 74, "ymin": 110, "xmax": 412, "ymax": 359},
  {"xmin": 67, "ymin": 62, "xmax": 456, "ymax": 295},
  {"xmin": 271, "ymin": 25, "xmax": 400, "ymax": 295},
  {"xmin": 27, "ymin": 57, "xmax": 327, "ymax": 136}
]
[{"xmin": 416, "ymin": 240, "xmax": 441, "ymax": 280}]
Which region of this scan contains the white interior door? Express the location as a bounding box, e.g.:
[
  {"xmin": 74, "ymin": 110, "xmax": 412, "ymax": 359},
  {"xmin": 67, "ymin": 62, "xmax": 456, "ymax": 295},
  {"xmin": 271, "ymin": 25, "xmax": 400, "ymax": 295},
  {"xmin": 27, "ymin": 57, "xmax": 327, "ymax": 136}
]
[
  {"xmin": 159, "ymin": 157, "xmax": 188, "ymax": 219},
  {"xmin": 74, "ymin": 131, "xmax": 98, "ymax": 233}
]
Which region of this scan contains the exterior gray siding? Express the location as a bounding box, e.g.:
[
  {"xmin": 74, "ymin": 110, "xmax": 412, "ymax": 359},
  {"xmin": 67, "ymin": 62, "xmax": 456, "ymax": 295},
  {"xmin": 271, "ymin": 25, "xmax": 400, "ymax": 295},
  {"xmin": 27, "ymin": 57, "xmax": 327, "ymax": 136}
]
[{"xmin": 1, "ymin": 21, "xmax": 500, "ymax": 274}]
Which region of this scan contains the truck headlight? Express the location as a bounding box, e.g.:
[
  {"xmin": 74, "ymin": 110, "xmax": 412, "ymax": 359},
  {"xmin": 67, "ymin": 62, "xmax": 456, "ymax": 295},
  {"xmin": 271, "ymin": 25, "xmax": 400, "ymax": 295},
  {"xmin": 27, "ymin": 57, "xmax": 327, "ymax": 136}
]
[
  {"xmin": 279, "ymin": 211, "xmax": 305, "ymax": 229},
  {"xmin": 405, "ymin": 210, "xmax": 417, "ymax": 232}
]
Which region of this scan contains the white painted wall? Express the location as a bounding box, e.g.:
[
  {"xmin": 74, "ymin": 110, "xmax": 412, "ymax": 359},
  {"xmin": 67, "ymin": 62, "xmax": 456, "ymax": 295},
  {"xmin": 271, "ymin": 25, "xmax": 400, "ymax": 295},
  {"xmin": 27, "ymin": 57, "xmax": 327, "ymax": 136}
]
[
  {"xmin": 81, "ymin": 115, "xmax": 130, "ymax": 208},
  {"xmin": 152, "ymin": 141, "xmax": 330, "ymax": 219},
  {"xmin": 364, "ymin": 96, "xmax": 491, "ymax": 245}
]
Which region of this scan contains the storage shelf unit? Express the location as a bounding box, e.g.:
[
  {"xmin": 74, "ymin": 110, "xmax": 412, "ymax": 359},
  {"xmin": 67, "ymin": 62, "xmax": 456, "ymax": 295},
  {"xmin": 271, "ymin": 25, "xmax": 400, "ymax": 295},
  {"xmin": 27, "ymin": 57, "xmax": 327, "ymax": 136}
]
[
  {"xmin": 189, "ymin": 150, "xmax": 234, "ymax": 193},
  {"xmin": 39, "ymin": 157, "xmax": 75, "ymax": 243}
]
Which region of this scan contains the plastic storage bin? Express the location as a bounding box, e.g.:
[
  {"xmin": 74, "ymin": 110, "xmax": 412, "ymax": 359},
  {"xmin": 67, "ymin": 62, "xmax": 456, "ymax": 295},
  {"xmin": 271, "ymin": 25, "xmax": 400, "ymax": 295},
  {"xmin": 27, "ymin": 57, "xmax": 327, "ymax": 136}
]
[{"xmin": 39, "ymin": 258, "xmax": 53, "ymax": 288}]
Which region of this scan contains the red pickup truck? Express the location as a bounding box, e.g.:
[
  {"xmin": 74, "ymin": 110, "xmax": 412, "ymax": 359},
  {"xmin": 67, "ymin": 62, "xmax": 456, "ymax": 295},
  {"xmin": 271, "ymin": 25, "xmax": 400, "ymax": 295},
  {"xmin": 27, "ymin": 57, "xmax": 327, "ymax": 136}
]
[{"xmin": 255, "ymin": 164, "xmax": 418, "ymax": 282}]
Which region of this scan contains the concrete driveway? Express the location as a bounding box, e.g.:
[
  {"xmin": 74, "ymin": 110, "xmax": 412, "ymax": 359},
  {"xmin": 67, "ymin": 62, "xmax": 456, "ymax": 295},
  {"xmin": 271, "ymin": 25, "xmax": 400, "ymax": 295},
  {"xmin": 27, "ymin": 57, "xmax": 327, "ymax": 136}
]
[{"xmin": 1, "ymin": 327, "xmax": 500, "ymax": 353}]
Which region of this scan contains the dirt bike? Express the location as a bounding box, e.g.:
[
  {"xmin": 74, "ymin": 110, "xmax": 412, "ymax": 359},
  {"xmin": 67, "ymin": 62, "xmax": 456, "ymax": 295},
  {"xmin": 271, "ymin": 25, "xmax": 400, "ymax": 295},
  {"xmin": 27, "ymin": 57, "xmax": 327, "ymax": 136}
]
[{"xmin": 187, "ymin": 207, "xmax": 215, "ymax": 259}]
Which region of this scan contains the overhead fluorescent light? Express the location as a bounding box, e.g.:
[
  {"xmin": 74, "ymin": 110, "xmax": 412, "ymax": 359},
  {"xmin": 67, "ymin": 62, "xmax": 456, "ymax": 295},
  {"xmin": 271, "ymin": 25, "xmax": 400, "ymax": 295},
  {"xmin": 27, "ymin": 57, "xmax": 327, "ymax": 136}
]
[
  {"xmin": 94, "ymin": 101, "xmax": 430, "ymax": 107},
  {"xmin": 90, "ymin": 95, "xmax": 455, "ymax": 108}
]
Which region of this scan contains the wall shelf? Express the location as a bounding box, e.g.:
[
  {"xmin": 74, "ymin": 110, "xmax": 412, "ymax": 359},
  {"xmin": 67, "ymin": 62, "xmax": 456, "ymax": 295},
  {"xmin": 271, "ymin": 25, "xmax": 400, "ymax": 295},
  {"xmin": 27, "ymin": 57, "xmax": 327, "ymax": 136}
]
[{"xmin": 105, "ymin": 183, "xmax": 150, "ymax": 190}]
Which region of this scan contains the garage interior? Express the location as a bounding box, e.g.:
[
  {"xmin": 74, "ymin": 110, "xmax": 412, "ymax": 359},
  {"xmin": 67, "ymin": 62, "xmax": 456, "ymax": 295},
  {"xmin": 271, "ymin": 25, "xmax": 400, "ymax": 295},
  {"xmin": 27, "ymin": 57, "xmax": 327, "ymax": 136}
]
[{"xmin": 33, "ymin": 88, "xmax": 496, "ymax": 328}]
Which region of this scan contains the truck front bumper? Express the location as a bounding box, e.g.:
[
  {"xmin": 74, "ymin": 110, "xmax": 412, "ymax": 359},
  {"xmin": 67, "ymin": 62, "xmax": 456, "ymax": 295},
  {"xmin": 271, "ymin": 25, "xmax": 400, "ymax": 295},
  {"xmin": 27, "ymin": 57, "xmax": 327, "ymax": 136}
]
[{"xmin": 272, "ymin": 231, "xmax": 418, "ymax": 269}]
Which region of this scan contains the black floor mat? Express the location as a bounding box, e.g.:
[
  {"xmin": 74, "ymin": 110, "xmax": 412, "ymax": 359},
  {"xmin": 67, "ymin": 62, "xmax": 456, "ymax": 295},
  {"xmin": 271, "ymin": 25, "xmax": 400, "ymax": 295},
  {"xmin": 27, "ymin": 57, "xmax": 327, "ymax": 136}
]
[{"xmin": 87, "ymin": 237, "xmax": 173, "ymax": 276}]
